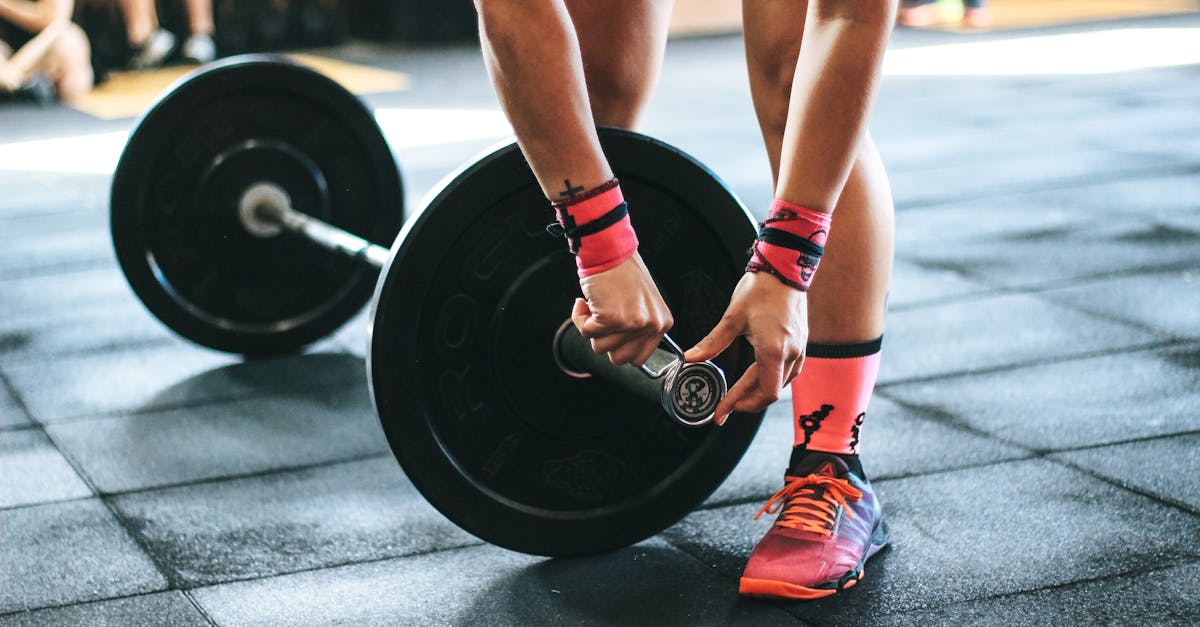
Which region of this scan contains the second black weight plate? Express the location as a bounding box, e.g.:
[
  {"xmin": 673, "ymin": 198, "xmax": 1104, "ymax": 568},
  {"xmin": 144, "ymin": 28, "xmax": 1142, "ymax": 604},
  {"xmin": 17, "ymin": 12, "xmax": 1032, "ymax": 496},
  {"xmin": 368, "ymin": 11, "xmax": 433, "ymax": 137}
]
[
  {"xmin": 111, "ymin": 55, "xmax": 404, "ymax": 355},
  {"xmin": 370, "ymin": 129, "xmax": 762, "ymax": 556}
]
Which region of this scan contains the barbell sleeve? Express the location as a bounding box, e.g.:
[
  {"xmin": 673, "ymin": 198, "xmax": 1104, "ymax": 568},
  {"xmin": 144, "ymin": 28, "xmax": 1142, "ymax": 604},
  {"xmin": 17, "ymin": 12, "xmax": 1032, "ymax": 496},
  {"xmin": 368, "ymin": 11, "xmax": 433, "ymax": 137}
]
[{"xmin": 553, "ymin": 321, "xmax": 725, "ymax": 427}]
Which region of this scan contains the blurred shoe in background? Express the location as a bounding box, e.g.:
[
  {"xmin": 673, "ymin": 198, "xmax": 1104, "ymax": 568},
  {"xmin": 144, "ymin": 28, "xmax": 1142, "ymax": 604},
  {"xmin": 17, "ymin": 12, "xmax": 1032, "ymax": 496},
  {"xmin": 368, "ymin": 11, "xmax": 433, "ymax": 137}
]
[
  {"xmin": 129, "ymin": 27, "xmax": 175, "ymax": 69},
  {"xmin": 182, "ymin": 33, "xmax": 216, "ymax": 64}
]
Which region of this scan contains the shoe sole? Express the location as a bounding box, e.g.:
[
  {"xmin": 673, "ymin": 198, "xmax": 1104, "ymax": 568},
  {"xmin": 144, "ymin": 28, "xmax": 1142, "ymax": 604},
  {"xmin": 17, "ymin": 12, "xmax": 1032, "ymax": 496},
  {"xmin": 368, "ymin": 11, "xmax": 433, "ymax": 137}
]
[{"xmin": 739, "ymin": 518, "xmax": 891, "ymax": 601}]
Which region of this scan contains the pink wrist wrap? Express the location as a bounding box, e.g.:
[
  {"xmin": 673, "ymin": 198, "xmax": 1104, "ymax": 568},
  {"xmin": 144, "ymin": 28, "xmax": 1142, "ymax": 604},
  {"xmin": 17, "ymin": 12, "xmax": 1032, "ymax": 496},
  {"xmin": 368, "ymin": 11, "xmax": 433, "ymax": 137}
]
[
  {"xmin": 746, "ymin": 199, "xmax": 832, "ymax": 291},
  {"xmin": 549, "ymin": 179, "xmax": 639, "ymax": 278}
]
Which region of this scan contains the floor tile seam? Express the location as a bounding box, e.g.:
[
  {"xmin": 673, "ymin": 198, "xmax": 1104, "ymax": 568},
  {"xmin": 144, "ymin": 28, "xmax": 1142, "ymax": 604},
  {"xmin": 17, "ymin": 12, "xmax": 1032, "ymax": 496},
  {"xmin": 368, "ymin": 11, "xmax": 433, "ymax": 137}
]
[
  {"xmin": 697, "ymin": 455, "xmax": 1043, "ymax": 512},
  {"xmin": 875, "ymin": 337, "xmax": 1182, "ymax": 389},
  {"xmin": 887, "ymin": 260, "xmax": 1200, "ymax": 314},
  {"xmin": 1094, "ymin": 144, "xmax": 1200, "ymax": 166},
  {"xmin": 888, "ymin": 259, "xmax": 1200, "ymax": 314},
  {"xmin": 0, "ymin": 368, "xmax": 36, "ymax": 426},
  {"xmin": 635, "ymin": 535, "xmax": 813, "ymax": 625},
  {"xmin": 180, "ymin": 539, "xmax": 488, "ymax": 593},
  {"xmin": 0, "ymin": 423, "xmax": 40, "ymax": 433},
  {"xmin": 1100, "ymin": 147, "xmax": 1200, "ymax": 174},
  {"xmin": 0, "ymin": 493, "xmax": 97, "ymax": 513},
  {"xmin": 0, "ymin": 215, "xmax": 106, "ymax": 229},
  {"xmin": 18, "ymin": 417, "xmax": 102, "ymax": 493},
  {"xmin": 875, "ymin": 385, "xmax": 1200, "ymax": 458},
  {"xmin": 0, "ymin": 262, "xmax": 112, "ymax": 285},
  {"xmin": 1017, "ymin": 263, "xmax": 1200, "ymax": 317},
  {"xmin": 97, "ymin": 451, "xmax": 393, "ymax": 499},
  {"xmin": 0, "ymin": 337, "xmax": 180, "ymax": 368},
  {"xmin": 31, "ymin": 431, "xmax": 391, "ymax": 591},
  {"xmin": 893, "ymin": 166, "xmax": 1192, "ymax": 210},
  {"xmin": 653, "ymin": 539, "xmax": 742, "ymax": 594},
  {"xmin": 0, "ymin": 589, "xmax": 175, "ymax": 620},
  {"xmin": 40, "ymin": 421, "xmax": 182, "ymax": 588},
  {"xmin": 891, "ymin": 162, "xmax": 1200, "ymax": 212},
  {"xmin": 885, "ymin": 139, "xmax": 1186, "ymax": 181},
  {"xmin": 659, "ymin": 529, "xmax": 841, "ymax": 626},
  {"xmin": 0, "ymin": 259, "xmax": 114, "ymax": 280},
  {"xmin": 97, "ymin": 492, "xmax": 213, "ymax": 590},
  {"xmin": 1038, "ymin": 428, "xmax": 1200, "ymax": 457},
  {"xmin": 1099, "ymin": 135, "xmax": 1200, "ymax": 162},
  {"xmin": 883, "ymin": 555, "xmax": 1200, "ymax": 618},
  {"xmin": 872, "ymin": 388, "xmax": 1042, "ymax": 450},
  {"xmin": 0, "ymin": 542, "xmax": 488, "ymax": 618},
  {"xmin": 1043, "ymin": 456, "xmax": 1200, "ymax": 517},
  {"xmin": 29, "ymin": 372, "xmax": 369, "ymax": 427},
  {"xmin": 179, "ymin": 589, "xmax": 220, "ymax": 627}
]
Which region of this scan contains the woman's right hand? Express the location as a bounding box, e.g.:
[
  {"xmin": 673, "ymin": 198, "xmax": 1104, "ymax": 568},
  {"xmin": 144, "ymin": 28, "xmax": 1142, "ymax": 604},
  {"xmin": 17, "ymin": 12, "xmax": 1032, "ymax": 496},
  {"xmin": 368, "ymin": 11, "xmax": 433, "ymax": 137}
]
[
  {"xmin": 571, "ymin": 252, "xmax": 674, "ymax": 368},
  {"xmin": 684, "ymin": 271, "xmax": 810, "ymax": 425}
]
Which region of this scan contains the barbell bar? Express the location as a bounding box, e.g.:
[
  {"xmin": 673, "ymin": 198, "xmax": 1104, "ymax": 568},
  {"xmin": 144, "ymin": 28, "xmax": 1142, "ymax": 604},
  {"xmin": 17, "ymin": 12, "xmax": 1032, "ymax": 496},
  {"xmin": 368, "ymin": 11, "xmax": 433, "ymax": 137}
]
[
  {"xmin": 240, "ymin": 176, "xmax": 723, "ymax": 426},
  {"xmin": 111, "ymin": 54, "xmax": 763, "ymax": 556}
]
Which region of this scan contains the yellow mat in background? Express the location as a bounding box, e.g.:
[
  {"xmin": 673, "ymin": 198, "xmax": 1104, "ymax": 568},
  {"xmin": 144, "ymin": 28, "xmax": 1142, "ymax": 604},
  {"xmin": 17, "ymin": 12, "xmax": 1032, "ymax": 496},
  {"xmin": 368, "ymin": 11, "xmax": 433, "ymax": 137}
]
[{"xmin": 67, "ymin": 53, "xmax": 410, "ymax": 120}]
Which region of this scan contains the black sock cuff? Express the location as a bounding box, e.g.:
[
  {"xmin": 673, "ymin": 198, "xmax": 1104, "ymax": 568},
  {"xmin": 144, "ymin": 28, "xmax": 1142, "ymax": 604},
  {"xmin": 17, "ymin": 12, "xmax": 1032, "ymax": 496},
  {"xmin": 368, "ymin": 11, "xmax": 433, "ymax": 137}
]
[
  {"xmin": 806, "ymin": 336, "xmax": 883, "ymax": 359},
  {"xmin": 789, "ymin": 448, "xmax": 866, "ymax": 479}
]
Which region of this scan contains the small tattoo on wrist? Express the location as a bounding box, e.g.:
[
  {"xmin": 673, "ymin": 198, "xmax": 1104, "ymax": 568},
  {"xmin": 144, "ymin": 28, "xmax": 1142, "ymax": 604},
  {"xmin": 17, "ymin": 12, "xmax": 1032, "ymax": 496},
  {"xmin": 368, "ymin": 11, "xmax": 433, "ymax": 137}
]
[{"xmin": 558, "ymin": 179, "xmax": 585, "ymax": 199}]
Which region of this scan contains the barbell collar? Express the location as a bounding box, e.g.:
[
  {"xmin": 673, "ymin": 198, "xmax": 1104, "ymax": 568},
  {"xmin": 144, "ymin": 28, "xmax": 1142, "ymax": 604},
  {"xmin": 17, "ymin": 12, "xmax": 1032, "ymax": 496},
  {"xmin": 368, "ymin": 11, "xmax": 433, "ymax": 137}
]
[{"xmin": 553, "ymin": 320, "xmax": 722, "ymax": 427}]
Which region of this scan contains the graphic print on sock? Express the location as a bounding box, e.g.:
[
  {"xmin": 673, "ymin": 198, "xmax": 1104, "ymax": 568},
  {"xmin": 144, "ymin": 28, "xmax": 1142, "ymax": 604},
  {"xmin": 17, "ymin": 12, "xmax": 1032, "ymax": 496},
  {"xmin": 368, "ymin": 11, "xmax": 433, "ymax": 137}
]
[
  {"xmin": 849, "ymin": 412, "xmax": 866, "ymax": 454},
  {"xmin": 796, "ymin": 404, "xmax": 834, "ymax": 450}
]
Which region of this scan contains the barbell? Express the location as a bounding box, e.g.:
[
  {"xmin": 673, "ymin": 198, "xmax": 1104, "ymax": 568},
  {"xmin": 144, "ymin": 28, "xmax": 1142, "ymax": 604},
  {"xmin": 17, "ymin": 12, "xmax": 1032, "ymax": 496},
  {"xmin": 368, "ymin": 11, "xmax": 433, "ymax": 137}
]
[{"xmin": 110, "ymin": 55, "xmax": 764, "ymax": 556}]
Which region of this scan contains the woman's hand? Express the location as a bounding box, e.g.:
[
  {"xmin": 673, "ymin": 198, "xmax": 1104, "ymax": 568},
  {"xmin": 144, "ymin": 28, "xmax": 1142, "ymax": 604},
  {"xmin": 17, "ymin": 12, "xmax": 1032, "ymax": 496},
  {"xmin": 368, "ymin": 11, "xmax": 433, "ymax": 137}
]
[
  {"xmin": 571, "ymin": 252, "xmax": 673, "ymax": 367},
  {"xmin": 684, "ymin": 272, "xmax": 809, "ymax": 425}
]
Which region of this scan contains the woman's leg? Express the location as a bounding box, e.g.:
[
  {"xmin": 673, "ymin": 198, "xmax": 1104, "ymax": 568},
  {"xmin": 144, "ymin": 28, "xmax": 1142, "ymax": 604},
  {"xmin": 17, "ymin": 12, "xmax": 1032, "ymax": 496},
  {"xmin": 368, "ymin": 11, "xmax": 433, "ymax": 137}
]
[{"xmin": 564, "ymin": 0, "xmax": 675, "ymax": 129}]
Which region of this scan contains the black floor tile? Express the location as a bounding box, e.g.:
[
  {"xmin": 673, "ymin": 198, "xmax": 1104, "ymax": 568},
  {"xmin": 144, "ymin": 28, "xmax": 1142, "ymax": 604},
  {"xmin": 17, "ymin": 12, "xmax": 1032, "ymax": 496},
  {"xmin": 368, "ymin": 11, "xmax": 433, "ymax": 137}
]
[
  {"xmin": 880, "ymin": 292, "xmax": 1157, "ymax": 384},
  {"xmin": 0, "ymin": 499, "xmax": 166, "ymax": 613},
  {"xmin": 664, "ymin": 459, "xmax": 1200, "ymax": 623},
  {"xmin": 884, "ymin": 345, "xmax": 1200, "ymax": 450},
  {"xmin": 48, "ymin": 382, "xmax": 389, "ymax": 493},
  {"xmin": 108, "ymin": 458, "xmax": 477, "ymax": 587},
  {"xmin": 1053, "ymin": 432, "xmax": 1200, "ymax": 512},
  {"xmin": 0, "ymin": 429, "xmax": 91, "ymax": 508},
  {"xmin": 193, "ymin": 540, "xmax": 803, "ymax": 626},
  {"xmin": 0, "ymin": 591, "xmax": 208, "ymax": 627}
]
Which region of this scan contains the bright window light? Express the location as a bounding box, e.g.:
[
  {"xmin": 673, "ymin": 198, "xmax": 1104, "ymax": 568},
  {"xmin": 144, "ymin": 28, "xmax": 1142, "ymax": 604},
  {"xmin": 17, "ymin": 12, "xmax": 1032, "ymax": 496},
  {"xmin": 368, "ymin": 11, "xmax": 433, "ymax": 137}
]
[
  {"xmin": 0, "ymin": 108, "xmax": 512, "ymax": 175},
  {"xmin": 884, "ymin": 27, "xmax": 1200, "ymax": 76}
]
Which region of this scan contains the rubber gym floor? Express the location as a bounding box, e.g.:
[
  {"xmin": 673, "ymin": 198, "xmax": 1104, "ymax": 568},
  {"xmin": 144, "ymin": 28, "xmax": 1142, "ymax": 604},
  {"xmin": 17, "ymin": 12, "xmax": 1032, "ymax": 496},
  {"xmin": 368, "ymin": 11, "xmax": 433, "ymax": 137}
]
[{"xmin": 2, "ymin": 8, "xmax": 1198, "ymax": 626}]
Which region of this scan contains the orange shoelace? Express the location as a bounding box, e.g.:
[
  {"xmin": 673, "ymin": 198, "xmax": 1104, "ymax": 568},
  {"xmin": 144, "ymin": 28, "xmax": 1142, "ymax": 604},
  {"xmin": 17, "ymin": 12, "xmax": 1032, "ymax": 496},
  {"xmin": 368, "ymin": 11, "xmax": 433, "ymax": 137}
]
[{"xmin": 753, "ymin": 474, "xmax": 864, "ymax": 536}]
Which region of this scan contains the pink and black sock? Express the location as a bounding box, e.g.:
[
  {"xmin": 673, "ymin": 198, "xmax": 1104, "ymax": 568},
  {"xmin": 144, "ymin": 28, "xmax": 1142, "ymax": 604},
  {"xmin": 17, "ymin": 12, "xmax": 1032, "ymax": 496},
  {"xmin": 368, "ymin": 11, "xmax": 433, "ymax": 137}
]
[{"xmin": 789, "ymin": 337, "xmax": 883, "ymax": 478}]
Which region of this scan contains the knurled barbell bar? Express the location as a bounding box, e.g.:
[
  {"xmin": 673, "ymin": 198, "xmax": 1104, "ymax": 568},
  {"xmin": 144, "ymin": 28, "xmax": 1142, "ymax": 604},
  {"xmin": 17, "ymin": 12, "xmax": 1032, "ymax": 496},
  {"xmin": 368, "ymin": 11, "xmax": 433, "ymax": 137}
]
[{"xmin": 111, "ymin": 54, "xmax": 764, "ymax": 556}]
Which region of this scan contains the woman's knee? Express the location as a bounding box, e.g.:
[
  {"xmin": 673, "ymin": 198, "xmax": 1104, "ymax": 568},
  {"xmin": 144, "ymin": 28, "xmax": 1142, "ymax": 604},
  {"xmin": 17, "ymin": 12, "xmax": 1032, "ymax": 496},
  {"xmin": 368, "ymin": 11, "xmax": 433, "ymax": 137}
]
[{"xmin": 584, "ymin": 62, "xmax": 652, "ymax": 128}]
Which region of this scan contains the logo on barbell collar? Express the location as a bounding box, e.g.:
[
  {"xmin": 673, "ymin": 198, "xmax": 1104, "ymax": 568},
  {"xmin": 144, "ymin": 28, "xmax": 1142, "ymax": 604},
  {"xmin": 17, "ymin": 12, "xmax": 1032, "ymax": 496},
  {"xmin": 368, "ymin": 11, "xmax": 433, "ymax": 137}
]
[{"xmin": 675, "ymin": 371, "xmax": 715, "ymax": 415}]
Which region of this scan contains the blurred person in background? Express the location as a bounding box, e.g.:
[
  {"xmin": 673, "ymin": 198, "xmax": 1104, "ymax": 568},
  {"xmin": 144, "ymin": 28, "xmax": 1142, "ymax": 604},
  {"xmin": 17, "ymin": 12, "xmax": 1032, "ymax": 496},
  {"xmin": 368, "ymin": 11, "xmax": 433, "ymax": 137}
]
[
  {"xmin": 0, "ymin": 0, "xmax": 93, "ymax": 101},
  {"xmin": 899, "ymin": 0, "xmax": 990, "ymax": 29},
  {"xmin": 120, "ymin": 0, "xmax": 215, "ymax": 68}
]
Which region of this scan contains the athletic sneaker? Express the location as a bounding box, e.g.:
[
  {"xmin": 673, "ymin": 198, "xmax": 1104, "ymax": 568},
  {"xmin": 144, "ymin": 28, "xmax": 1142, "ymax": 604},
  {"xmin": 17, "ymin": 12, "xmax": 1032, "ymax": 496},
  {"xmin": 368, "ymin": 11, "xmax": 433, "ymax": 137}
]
[
  {"xmin": 739, "ymin": 453, "xmax": 889, "ymax": 600},
  {"xmin": 182, "ymin": 34, "xmax": 217, "ymax": 64},
  {"xmin": 129, "ymin": 28, "xmax": 176, "ymax": 69}
]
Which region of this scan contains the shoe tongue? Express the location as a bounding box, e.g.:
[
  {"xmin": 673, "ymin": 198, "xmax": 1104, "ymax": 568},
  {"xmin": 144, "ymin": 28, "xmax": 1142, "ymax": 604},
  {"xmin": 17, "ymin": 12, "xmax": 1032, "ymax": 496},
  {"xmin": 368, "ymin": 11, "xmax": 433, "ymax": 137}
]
[{"xmin": 788, "ymin": 452, "xmax": 849, "ymax": 478}]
